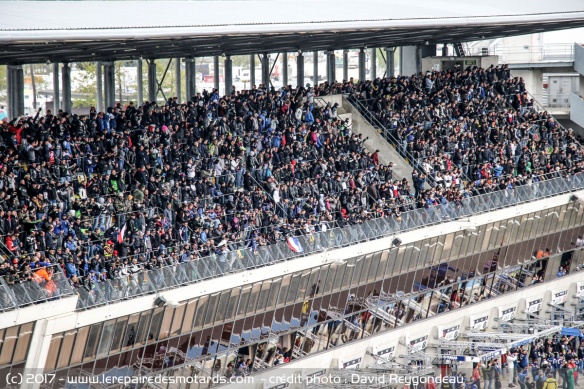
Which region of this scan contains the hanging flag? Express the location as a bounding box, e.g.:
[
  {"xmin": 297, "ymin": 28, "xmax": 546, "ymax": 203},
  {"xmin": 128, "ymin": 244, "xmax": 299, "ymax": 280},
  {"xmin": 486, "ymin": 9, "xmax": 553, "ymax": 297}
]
[
  {"xmin": 117, "ymin": 224, "xmax": 127, "ymax": 244},
  {"xmin": 287, "ymin": 237, "xmax": 304, "ymax": 253}
]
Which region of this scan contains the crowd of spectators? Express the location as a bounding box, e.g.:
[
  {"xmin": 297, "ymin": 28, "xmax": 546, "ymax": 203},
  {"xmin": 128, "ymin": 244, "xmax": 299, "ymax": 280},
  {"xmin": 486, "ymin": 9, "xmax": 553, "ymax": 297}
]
[
  {"xmin": 0, "ymin": 63, "xmax": 581, "ymax": 298},
  {"xmin": 348, "ymin": 64, "xmax": 584, "ymax": 204},
  {"xmin": 0, "ymin": 81, "xmax": 399, "ymax": 295}
]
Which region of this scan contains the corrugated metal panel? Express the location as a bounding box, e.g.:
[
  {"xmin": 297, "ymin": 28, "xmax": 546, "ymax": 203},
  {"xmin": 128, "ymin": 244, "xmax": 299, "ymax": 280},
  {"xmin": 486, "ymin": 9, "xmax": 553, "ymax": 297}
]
[{"xmin": 1, "ymin": 0, "xmax": 584, "ymax": 32}]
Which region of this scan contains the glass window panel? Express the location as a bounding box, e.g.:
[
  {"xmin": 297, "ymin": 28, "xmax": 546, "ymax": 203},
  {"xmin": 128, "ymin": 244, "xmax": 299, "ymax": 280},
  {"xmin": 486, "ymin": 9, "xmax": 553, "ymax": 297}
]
[
  {"xmin": 343, "ymin": 260, "xmax": 356, "ymax": 288},
  {"xmin": 287, "ymin": 275, "xmax": 301, "ymax": 303},
  {"xmin": 333, "ymin": 263, "xmax": 346, "ymax": 291},
  {"xmin": 148, "ymin": 308, "xmax": 164, "ymax": 341},
  {"xmin": 277, "ymin": 276, "xmax": 291, "ymax": 306},
  {"xmin": 359, "ymin": 254, "xmax": 372, "ymax": 284},
  {"xmin": 247, "ymin": 283, "xmax": 262, "ymax": 313},
  {"xmin": 267, "ymin": 279, "xmax": 281, "ymax": 310},
  {"xmin": 45, "ymin": 334, "xmax": 62, "ymax": 370},
  {"xmin": 224, "ymin": 288, "xmax": 240, "ymax": 321},
  {"xmin": 158, "ymin": 307, "xmax": 174, "ymax": 339},
  {"xmin": 367, "ymin": 252, "xmax": 381, "ymax": 281},
  {"xmin": 215, "ymin": 290, "xmax": 231, "ymax": 322},
  {"xmin": 257, "ymin": 281, "xmax": 272, "ymax": 313},
  {"xmin": 487, "ymin": 221, "xmax": 502, "ymax": 250},
  {"xmin": 433, "ymin": 235, "xmax": 447, "ymax": 264},
  {"xmin": 57, "ymin": 330, "xmax": 77, "ymax": 368},
  {"xmin": 70, "ymin": 326, "xmax": 89, "ymax": 365},
  {"xmin": 237, "ymin": 287, "xmax": 250, "ymax": 316},
  {"xmin": 297, "ymin": 271, "xmax": 311, "ymax": 301},
  {"xmin": 110, "ymin": 318, "xmax": 127, "ymax": 353},
  {"xmin": 450, "ymin": 232, "xmax": 464, "ymax": 259},
  {"xmin": 96, "ymin": 319, "xmax": 116, "ymax": 358},
  {"xmin": 204, "ymin": 293, "xmax": 221, "ymax": 326},
  {"xmin": 307, "ymin": 269, "xmax": 321, "ymax": 296},
  {"xmin": 12, "ymin": 322, "xmax": 33, "ymax": 365},
  {"xmin": 181, "ymin": 300, "xmax": 198, "ymax": 334},
  {"xmin": 83, "ymin": 324, "xmax": 102, "ymax": 361},
  {"xmin": 409, "ymin": 243, "xmax": 423, "ymax": 272},
  {"xmin": 481, "ymin": 223, "xmax": 494, "ymax": 252},
  {"xmin": 441, "ymin": 233, "xmax": 455, "ymax": 260},
  {"xmin": 135, "ymin": 312, "xmax": 152, "ymax": 345},
  {"xmin": 393, "ymin": 246, "xmax": 406, "ymax": 275},
  {"xmin": 425, "ymin": 237, "xmax": 439, "ymax": 266},
  {"xmin": 528, "ymin": 213, "xmax": 540, "ymax": 239},
  {"xmin": 170, "ymin": 304, "xmax": 186, "ymax": 336},
  {"xmin": 0, "ymin": 326, "xmax": 19, "ymax": 366}
]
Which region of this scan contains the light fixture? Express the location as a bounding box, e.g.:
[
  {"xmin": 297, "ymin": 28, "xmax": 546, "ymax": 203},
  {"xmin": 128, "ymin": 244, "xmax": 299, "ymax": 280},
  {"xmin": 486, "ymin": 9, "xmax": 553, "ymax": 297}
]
[{"xmin": 298, "ymin": 49, "xmax": 302, "ymax": 54}]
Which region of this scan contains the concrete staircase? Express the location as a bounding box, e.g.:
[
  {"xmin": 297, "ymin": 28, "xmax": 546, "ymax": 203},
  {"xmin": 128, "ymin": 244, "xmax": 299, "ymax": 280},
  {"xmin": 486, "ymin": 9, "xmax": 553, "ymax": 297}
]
[{"xmin": 315, "ymin": 94, "xmax": 414, "ymax": 182}]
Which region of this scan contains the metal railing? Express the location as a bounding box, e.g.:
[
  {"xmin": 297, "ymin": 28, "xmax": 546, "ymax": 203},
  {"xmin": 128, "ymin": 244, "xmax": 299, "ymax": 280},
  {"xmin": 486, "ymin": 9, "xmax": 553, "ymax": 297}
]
[
  {"xmin": 75, "ymin": 170, "xmax": 584, "ymax": 310},
  {"xmin": 0, "ymin": 265, "xmax": 76, "ymax": 311},
  {"xmin": 466, "ymin": 44, "xmax": 575, "ymax": 64}
]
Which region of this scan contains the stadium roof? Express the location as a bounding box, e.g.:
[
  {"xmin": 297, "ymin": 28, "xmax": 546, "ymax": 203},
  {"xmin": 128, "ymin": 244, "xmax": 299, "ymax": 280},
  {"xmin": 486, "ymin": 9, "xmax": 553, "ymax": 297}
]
[{"xmin": 1, "ymin": 0, "xmax": 584, "ymax": 64}]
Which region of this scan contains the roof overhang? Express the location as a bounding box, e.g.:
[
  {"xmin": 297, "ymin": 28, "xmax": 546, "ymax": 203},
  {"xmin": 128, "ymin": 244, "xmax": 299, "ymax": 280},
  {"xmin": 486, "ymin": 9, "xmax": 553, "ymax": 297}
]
[{"xmin": 1, "ymin": 1, "xmax": 584, "ymax": 64}]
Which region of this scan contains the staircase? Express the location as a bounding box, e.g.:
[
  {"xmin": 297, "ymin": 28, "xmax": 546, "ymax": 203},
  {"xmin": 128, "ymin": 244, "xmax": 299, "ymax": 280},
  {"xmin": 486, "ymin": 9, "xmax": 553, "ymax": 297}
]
[
  {"xmin": 314, "ymin": 95, "xmax": 414, "ymax": 182},
  {"xmin": 454, "ymin": 42, "xmax": 466, "ymax": 57}
]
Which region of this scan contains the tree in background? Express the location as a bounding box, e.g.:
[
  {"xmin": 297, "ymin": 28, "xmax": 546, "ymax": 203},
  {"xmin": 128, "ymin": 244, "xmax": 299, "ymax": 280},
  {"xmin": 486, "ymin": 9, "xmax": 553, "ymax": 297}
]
[{"xmin": 73, "ymin": 62, "xmax": 97, "ymax": 108}]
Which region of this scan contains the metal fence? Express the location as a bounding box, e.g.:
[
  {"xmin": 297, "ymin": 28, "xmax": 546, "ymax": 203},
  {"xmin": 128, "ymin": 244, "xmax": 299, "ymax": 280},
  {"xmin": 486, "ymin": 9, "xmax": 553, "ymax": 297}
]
[
  {"xmin": 76, "ymin": 170, "xmax": 584, "ymax": 310},
  {"xmin": 0, "ymin": 265, "xmax": 76, "ymax": 311}
]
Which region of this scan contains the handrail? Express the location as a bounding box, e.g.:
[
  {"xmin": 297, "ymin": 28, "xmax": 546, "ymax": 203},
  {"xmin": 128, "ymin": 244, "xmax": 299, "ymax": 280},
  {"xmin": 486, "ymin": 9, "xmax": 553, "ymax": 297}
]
[{"xmin": 74, "ymin": 169, "xmax": 584, "ymax": 310}]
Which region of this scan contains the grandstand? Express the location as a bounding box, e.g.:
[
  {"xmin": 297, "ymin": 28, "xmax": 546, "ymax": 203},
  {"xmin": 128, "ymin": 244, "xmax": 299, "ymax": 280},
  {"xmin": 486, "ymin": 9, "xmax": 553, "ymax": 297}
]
[{"xmin": 1, "ymin": 1, "xmax": 584, "ymax": 389}]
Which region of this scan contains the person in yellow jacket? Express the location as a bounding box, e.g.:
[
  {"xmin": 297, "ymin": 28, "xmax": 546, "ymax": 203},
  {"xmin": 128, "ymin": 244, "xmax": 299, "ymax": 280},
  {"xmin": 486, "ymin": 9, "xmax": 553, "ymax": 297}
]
[{"xmin": 542, "ymin": 373, "xmax": 558, "ymax": 389}]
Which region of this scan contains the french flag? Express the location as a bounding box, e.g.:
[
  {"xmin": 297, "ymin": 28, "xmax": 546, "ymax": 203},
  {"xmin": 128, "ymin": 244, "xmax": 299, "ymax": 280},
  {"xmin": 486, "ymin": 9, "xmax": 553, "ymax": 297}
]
[
  {"xmin": 287, "ymin": 237, "xmax": 304, "ymax": 253},
  {"xmin": 117, "ymin": 224, "xmax": 127, "ymax": 244}
]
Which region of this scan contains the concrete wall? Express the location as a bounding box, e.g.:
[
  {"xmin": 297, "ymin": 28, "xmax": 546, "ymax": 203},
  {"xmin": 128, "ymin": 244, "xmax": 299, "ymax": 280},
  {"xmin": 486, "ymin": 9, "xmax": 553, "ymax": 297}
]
[
  {"xmin": 570, "ymin": 93, "xmax": 584, "ymax": 129},
  {"xmin": 510, "ymin": 68, "xmax": 543, "ymax": 101},
  {"xmin": 401, "ymin": 46, "xmax": 420, "ymax": 76},
  {"xmin": 574, "ymin": 43, "xmax": 584, "ymax": 77}
]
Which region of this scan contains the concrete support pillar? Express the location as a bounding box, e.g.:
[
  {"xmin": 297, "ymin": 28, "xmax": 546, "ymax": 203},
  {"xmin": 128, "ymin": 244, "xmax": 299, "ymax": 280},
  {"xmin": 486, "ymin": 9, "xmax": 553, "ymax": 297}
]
[
  {"xmin": 61, "ymin": 63, "xmax": 72, "ymax": 113},
  {"xmin": 250, "ymin": 54, "xmax": 256, "ymax": 87},
  {"xmin": 96, "ymin": 62, "xmax": 103, "ymax": 112},
  {"xmin": 343, "ymin": 50, "xmax": 349, "ymax": 81},
  {"xmin": 371, "ymin": 48, "xmax": 377, "ymax": 79},
  {"xmin": 400, "ymin": 46, "xmax": 421, "ymax": 76},
  {"xmin": 421, "ymin": 44, "xmax": 436, "ymax": 58},
  {"xmin": 282, "ymin": 52, "xmax": 288, "ymax": 86},
  {"xmin": 147, "ymin": 60, "xmax": 157, "ymax": 102},
  {"xmin": 326, "ymin": 51, "xmax": 336, "ymax": 83},
  {"xmin": 442, "ymin": 44, "xmax": 449, "ymax": 57},
  {"xmin": 213, "ymin": 55, "xmax": 220, "ymax": 92},
  {"xmin": 224, "ymin": 56, "xmax": 233, "ymax": 96},
  {"xmin": 184, "ymin": 58, "xmax": 195, "ymax": 102},
  {"xmin": 358, "ymin": 48, "xmax": 366, "ymax": 81},
  {"xmin": 296, "ymin": 53, "xmax": 304, "ymax": 88},
  {"xmin": 7, "ymin": 65, "xmax": 24, "ymax": 119},
  {"xmin": 261, "ymin": 54, "xmax": 269, "ymax": 86},
  {"xmin": 103, "ymin": 62, "xmax": 115, "ymax": 109},
  {"xmin": 313, "ymin": 51, "xmax": 318, "ymax": 86},
  {"xmin": 52, "ymin": 63, "xmax": 60, "ymax": 112},
  {"xmin": 386, "ymin": 47, "xmax": 396, "ymax": 78},
  {"xmin": 174, "ymin": 58, "xmax": 181, "ymax": 102},
  {"xmin": 136, "ymin": 59, "xmax": 143, "ymax": 105}
]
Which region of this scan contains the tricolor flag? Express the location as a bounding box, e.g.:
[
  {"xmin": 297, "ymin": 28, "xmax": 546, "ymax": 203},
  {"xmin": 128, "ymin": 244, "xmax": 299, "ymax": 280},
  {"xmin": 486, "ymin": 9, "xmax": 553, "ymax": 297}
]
[
  {"xmin": 117, "ymin": 224, "xmax": 127, "ymax": 244},
  {"xmin": 287, "ymin": 237, "xmax": 304, "ymax": 253}
]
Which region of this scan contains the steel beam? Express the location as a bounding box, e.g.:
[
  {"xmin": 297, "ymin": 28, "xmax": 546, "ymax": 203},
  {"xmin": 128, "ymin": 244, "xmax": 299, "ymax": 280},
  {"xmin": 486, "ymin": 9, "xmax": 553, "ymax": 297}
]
[
  {"xmin": 296, "ymin": 52, "xmax": 304, "ymax": 88},
  {"xmin": 147, "ymin": 60, "xmax": 157, "ymax": 102},
  {"xmin": 358, "ymin": 48, "xmax": 366, "ymax": 81},
  {"xmin": 371, "ymin": 48, "xmax": 377, "ymax": 79},
  {"xmin": 52, "ymin": 63, "xmax": 60, "ymax": 112},
  {"xmin": 282, "ymin": 52, "xmax": 288, "ymax": 86},
  {"xmin": 61, "ymin": 63, "xmax": 72, "ymax": 113},
  {"xmin": 174, "ymin": 58, "xmax": 181, "ymax": 102},
  {"xmin": 213, "ymin": 55, "xmax": 220, "ymax": 92},
  {"xmin": 250, "ymin": 54, "xmax": 255, "ymax": 87},
  {"xmin": 326, "ymin": 51, "xmax": 335, "ymax": 83},
  {"xmin": 96, "ymin": 61, "xmax": 103, "ymax": 111},
  {"xmin": 224, "ymin": 56, "xmax": 233, "ymax": 96},
  {"xmin": 313, "ymin": 51, "xmax": 318, "ymax": 86},
  {"xmin": 343, "ymin": 50, "xmax": 348, "ymax": 81},
  {"xmin": 136, "ymin": 59, "xmax": 143, "ymax": 104}
]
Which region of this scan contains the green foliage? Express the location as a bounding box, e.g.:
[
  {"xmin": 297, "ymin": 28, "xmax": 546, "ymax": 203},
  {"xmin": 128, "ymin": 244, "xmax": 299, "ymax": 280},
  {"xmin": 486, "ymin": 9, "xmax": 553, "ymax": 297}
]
[{"xmin": 73, "ymin": 62, "xmax": 97, "ymax": 108}]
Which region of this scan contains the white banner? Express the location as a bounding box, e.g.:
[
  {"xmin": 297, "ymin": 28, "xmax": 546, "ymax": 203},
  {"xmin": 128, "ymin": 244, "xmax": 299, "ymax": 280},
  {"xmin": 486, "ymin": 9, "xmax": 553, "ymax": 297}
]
[
  {"xmin": 551, "ymin": 290, "xmax": 568, "ymax": 305},
  {"xmin": 500, "ymin": 307, "xmax": 516, "ymax": 322},
  {"xmin": 471, "ymin": 315, "xmax": 489, "ymax": 330},
  {"xmin": 438, "ymin": 325, "xmax": 461, "ymax": 340},
  {"xmin": 409, "ymin": 335, "xmax": 428, "ymax": 352},
  {"xmin": 526, "ymin": 297, "xmax": 543, "ymax": 313}
]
